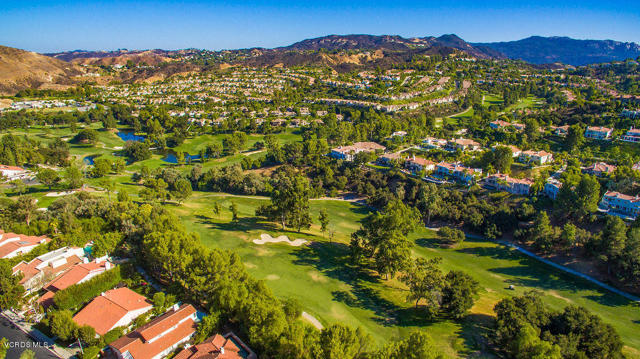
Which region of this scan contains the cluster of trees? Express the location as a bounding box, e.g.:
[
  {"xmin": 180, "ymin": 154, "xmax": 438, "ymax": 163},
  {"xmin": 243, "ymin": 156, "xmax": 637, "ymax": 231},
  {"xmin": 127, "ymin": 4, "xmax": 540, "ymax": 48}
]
[
  {"xmin": 90, "ymin": 157, "xmax": 126, "ymax": 178},
  {"xmin": 350, "ymin": 200, "xmax": 421, "ymax": 278},
  {"xmin": 256, "ymin": 167, "xmax": 313, "ymax": 232},
  {"xmin": 521, "ymin": 213, "xmax": 640, "ymax": 286},
  {"xmin": 0, "ymin": 134, "xmax": 70, "ymax": 167},
  {"xmin": 123, "ymin": 140, "xmax": 152, "ymax": 162},
  {"xmin": 494, "ymin": 291, "xmax": 624, "ymax": 359},
  {"xmin": 402, "ymin": 257, "xmax": 480, "ymax": 319}
]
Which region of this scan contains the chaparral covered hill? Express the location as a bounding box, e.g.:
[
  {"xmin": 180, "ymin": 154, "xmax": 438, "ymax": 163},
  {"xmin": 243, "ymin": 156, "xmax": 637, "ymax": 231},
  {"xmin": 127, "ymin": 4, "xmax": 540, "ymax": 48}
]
[{"xmin": 0, "ymin": 45, "xmax": 83, "ymax": 95}]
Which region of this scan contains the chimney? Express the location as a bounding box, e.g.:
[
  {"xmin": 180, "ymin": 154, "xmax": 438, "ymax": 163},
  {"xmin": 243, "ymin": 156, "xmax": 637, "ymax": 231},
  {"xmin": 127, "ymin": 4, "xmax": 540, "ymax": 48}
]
[
  {"xmin": 173, "ymin": 303, "xmax": 179, "ymax": 311},
  {"xmin": 101, "ymin": 292, "xmax": 105, "ymax": 296},
  {"xmin": 105, "ymin": 262, "xmax": 112, "ymax": 270},
  {"xmin": 220, "ymin": 347, "xmax": 225, "ymax": 355}
]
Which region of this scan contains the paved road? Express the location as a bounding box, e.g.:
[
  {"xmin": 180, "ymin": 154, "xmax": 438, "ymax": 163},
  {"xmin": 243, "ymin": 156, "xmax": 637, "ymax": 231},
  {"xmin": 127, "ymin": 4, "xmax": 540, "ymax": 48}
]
[{"xmin": 0, "ymin": 315, "xmax": 60, "ymax": 359}]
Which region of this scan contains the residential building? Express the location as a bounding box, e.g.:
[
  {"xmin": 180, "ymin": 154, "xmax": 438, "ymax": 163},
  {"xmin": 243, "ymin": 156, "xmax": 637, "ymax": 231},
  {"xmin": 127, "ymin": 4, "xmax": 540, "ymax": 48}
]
[
  {"xmin": 377, "ymin": 152, "xmax": 401, "ymax": 167},
  {"xmin": 109, "ymin": 304, "xmax": 198, "ymax": 359},
  {"xmin": 174, "ymin": 332, "xmax": 256, "ymax": 359},
  {"xmin": 0, "ymin": 165, "xmax": 30, "ymax": 181},
  {"xmin": 492, "ymin": 144, "xmax": 521, "ymax": 157},
  {"xmin": 330, "ymin": 142, "xmax": 386, "ymax": 161},
  {"xmin": 485, "ymin": 174, "xmax": 533, "ymax": 196},
  {"xmin": 444, "ymin": 138, "xmax": 481, "ymax": 152},
  {"xmin": 600, "ymin": 191, "xmax": 640, "ymax": 220},
  {"xmin": 518, "ymin": 150, "xmax": 553, "ymax": 165},
  {"xmin": 0, "ymin": 231, "xmax": 51, "ymax": 259},
  {"xmin": 621, "ymin": 109, "xmax": 640, "ymax": 119},
  {"xmin": 582, "ymin": 162, "xmax": 617, "ymax": 177},
  {"xmin": 621, "ymin": 128, "xmax": 640, "ymax": 143},
  {"xmin": 12, "ymin": 246, "xmax": 83, "ymax": 294},
  {"xmin": 550, "ymin": 125, "xmax": 569, "ymax": 137},
  {"xmin": 543, "ymin": 178, "xmax": 563, "ymax": 200},
  {"xmin": 390, "ymin": 131, "xmax": 407, "ymax": 138},
  {"xmin": 73, "ymin": 287, "xmax": 153, "ymax": 335},
  {"xmin": 490, "ymin": 120, "xmax": 524, "ymax": 131},
  {"xmin": 584, "ymin": 126, "xmax": 613, "ymax": 140},
  {"xmin": 490, "ymin": 120, "xmax": 511, "ymax": 130},
  {"xmin": 421, "ymin": 137, "xmax": 447, "ymax": 149},
  {"xmin": 435, "ymin": 162, "xmax": 482, "ymax": 184},
  {"xmin": 37, "ymin": 258, "xmax": 113, "ymax": 309},
  {"xmin": 405, "ymin": 156, "xmax": 435, "ymax": 173}
]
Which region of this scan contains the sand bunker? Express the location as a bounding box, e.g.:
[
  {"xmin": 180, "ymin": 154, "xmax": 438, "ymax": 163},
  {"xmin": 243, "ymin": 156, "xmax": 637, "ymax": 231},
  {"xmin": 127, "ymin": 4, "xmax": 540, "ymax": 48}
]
[{"xmin": 252, "ymin": 233, "xmax": 307, "ymax": 247}]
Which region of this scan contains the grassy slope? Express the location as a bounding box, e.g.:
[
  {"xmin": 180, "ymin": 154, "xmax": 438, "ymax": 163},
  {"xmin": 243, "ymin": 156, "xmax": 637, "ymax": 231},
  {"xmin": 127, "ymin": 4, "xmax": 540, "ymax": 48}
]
[{"xmin": 171, "ymin": 193, "xmax": 640, "ymax": 358}]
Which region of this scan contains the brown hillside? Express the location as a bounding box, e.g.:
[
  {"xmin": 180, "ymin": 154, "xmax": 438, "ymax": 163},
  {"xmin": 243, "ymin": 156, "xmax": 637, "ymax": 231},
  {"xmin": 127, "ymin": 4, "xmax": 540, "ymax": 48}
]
[
  {"xmin": 71, "ymin": 50, "xmax": 174, "ymax": 66},
  {"xmin": 0, "ymin": 45, "xmax": 83, "ymax": 95}
]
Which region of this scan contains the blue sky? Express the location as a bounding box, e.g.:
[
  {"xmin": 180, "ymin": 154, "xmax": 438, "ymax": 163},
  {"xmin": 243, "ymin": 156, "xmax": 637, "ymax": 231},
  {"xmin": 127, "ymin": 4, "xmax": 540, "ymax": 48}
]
[{"xmin": 1, "ymin": 0, "xmax": 639, "ymax": 53}]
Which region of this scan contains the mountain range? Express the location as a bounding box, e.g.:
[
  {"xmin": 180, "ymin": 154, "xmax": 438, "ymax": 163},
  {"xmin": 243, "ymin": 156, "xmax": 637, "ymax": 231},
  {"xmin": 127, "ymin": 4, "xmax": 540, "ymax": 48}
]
[
  {"xmin": 1, "ymin": 34, "xmax": 639, "ymax": 95},
  {"xmin": 44, "ymin": 34, "xmax": 640, "ymax": 67},
  {"xmin": 473, "ymin": 36, "xmax": 640, "ymax": 66}
]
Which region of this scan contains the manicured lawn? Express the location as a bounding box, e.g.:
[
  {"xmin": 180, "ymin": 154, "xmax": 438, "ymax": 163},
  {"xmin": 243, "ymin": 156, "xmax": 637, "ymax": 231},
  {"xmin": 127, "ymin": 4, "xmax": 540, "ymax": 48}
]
[{"xmin": 168, "ymin": 193, "xmax": 640, "ymax": 358}]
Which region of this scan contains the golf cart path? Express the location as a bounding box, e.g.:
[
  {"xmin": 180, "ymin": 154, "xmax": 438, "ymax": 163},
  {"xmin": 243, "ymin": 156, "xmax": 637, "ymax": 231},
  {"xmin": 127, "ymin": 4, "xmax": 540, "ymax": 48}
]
[{"xmin": 426, "ymin": 227, "xmax": 640, "ymax": 303}]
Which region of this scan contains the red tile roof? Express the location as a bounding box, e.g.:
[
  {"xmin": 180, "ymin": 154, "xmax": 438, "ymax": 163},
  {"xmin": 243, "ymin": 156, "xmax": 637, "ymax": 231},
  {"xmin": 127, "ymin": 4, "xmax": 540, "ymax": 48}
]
[
  {"xmin": 110, "ymin": 304, "xmax": 198, "ymax": 359},
  {"xmin": 173, "ymin": 334, "xmax": 244, "ymax": 359},
  {"xmin": 0, "ymin": 232, "xmax": 50, "ymax": 258},
  {"xmin": 138, "ymin": 304, "xmax": 196, "ymax": 342},
  {"xmin": 44, "ymin": 261, "xmax": 109, "ymax": 292},
  {"xmin": 73, "ymin": 288, "xmax": 152, "ymax": 335}
]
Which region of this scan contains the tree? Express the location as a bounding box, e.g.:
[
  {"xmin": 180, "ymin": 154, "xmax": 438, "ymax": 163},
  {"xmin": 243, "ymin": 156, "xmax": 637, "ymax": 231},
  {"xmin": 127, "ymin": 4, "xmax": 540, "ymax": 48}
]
[
  {"xmin": 401, "ymin": 258, "xmax": 444, "ymax": 315},
  {"xmin": 176, "ymin": 151, "xmax": 186, "ymax": 166},
  {"xmin": 0, "ymin": 338, "xmax": 7, "ymax": 359},
  {"xmin": 205, "ymin": 143, "xmax": 223, "ymax": 159},
  {"xmin": 374, "ymin": 331, "xmax": 445, "ymax": 359},
  {"xmin": 318, "ymin": 324, "xmax": 371, "ymax": 359},
  {"xmin": 73, "ymin": 129, "xmax": 98, "ymax": 144},
  {"xmin": 565, "ymin": 124, "xmax": 584, "ymax": 152},
  {"xmin": 531, "ymin": 211, "xmax": 554, "ymax": 253},
  {"xmin": 92, "ymin": 158, "xmax": 112, "ymax": 177},
  {"xmin": 12, "ymin": 196, "xmax": 37, "ymax": 227},
  {"xmin": 492, "ymin": 146, "xmax": 514, "ymax": 174},
  {"xmin": 437, "ymin": 226, "xmax": 465, "ymax": 245},
  {"xmin": 574, "ymin": 175, "xmax": 600, "ymax": 218},
  {"xmin": 139, "ymin": 178, "xmax": 168, "ymax": 203},
  {"xmin": 601, "ymin": 215, "xmax": 627, "ymax": 273},
  {"xmin": 63, "ymin": 165, "xmax": 84, "ymax": 189},
  {"xmin": 75, "ymin": 325, "xmax": 98, "ymax": 346},
  {"xmin": 230, "ymin": 201, "xmax": 239, "ymax": 223},
  {"xmin": 511, "ymin": 324, "xmax": 562, "ymax": 359},
  {"xmin": 212, "ymin": 201, "xmax": 221, "ymax": 218},
  {"xmin": 195, "ymin": 312, "xmax": 220, "ymax": 343},
  {"xmin": 9, "ymin": 179, "xmax": 25, "ymax": 195},
  {"xmin": 417, "ymin": 183, "xmax": 440, "ymax": 224},
  {"xmin": 113, "ymin": 158, "xmax": 126, "ymax": 174},
  {"xmin": 172, "ymin": 179, "xmax": 192, "ymax": 204},
  {"xmin": 350, "ymin": 200, "xmax": 420, "ymax": 278},
  {"xmin": 0, "ymin": 260, "xmax": 24, "ymax": 309},
  {"xmin": 558, "ymin": 223, "xmax": 577, "ymax": 252},
  {"xmin": 91, "ymin": 232, "xmax": 122, "ymax": 257},
  {"xmin": 319, "ymin": 209, "xmax": 330, "ymax": 238},
  {"xmin": 49, "ymin": 310, "xmax": 77, "ymax": 341},
  {"xmin": 256, "ymin": 170, "xmax": 312, "ymax": 232},
  {"xmin": 123, "ymin": 141, "xmax": 152, "ymax": 162},
  {"xmin": 36, "ymin": 167, "xmax": 60, "ymax": 190},
  {"xmin": 99, "ymin": 178, "xmax": 115, "ymax": 201},
  {"xmin": 441, "ymin": 270, "xmax": 480, "ymax": 318}
]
